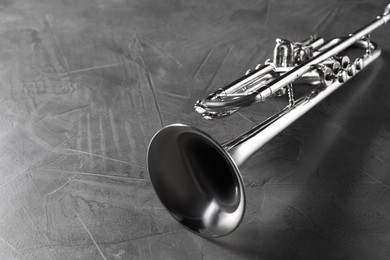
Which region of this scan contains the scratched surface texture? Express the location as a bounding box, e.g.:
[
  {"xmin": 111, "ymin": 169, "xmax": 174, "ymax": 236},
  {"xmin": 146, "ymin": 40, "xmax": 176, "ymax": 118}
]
[{"xmin": 0, "ymin": 0, "xmax": 390, "ymax": 259}]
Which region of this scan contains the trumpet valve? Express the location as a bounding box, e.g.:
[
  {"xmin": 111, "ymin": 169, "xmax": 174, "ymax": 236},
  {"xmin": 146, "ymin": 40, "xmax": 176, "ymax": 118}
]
[
  {"xmin": 294, "ymin": 46, "xmax": 312, "ymax": 64},
  {"xmin": 322, "ymin": 59, "xmax": 342, "ymax": 73},
  {"xmin": 273, "ymin": 38, "xmax": 294, "ymax": 67},
  {"xmin": 314, "ymin": 64, "xmax": 334, "ymax": 87},
  {"xmin": 346, "ymin": 62, "xmax": 357, "ymax": 76},
  {"xmin": 354, "ymin": 58, "xmax": 364, "ymax": 71},
  {"xmin": 335, "ymin": 56, "xmax": 351, "ymax": 69},
  {"xmin": 337, "ymin": 70, "xmax": 349, "ymax": 83}
]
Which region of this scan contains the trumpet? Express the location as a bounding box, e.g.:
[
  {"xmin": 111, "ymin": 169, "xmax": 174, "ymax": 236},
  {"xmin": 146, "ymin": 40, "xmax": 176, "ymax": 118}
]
[{"xmin": 147, "ymin": 4, "xmax": 390, "ymax": 238}]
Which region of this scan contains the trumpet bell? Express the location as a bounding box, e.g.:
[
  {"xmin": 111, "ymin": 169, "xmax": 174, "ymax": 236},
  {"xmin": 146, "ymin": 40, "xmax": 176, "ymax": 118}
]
[{"xmin": 147, "ymin": 124, "xmax": 246, "ymax": 237}]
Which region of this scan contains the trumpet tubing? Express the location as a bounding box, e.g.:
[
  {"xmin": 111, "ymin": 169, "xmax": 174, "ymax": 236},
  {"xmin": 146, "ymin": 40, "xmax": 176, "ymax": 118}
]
[{"xmin": 147, "ymin": 4, "xmax": 390, "ymax": 238}]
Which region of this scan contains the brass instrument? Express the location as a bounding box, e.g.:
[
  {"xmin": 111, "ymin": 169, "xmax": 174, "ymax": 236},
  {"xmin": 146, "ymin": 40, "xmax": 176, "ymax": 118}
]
[{"xmin": 147, "ymin": 4, "xmax": 390, "ymax": 238}]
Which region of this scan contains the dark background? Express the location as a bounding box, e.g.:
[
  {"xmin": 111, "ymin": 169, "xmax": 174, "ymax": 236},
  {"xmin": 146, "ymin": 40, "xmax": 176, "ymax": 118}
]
[{"xmin": 0, "ymin": 0, "xmax": 390, "ymax": 259}]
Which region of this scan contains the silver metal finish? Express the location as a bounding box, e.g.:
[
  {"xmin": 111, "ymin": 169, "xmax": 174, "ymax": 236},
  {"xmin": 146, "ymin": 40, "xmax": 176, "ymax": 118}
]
[{"xmin": 147, "ymin": 4, "xmax": 390, "ymax": 238}]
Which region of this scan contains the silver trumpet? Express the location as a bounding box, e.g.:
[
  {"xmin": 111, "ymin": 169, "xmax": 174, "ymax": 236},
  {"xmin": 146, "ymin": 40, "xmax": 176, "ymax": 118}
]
[{"xmin": 147, "ymin": 4, "xmax": 390, "ymax": 238}]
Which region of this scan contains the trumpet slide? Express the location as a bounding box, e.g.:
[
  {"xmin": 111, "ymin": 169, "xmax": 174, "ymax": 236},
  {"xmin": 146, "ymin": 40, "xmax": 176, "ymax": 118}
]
[{"xmin": 147, "ymin": 4, "xmax": 390, "ymax": 238}]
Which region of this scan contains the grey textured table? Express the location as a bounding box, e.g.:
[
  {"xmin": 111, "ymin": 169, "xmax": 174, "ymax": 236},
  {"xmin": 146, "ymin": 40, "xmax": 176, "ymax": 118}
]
[{"xmin": 1, "ymin": 0, "xmax": 390, "ymax": 259}]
